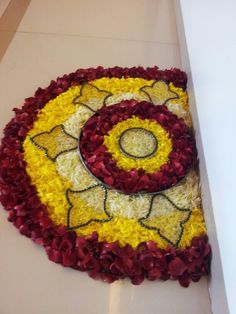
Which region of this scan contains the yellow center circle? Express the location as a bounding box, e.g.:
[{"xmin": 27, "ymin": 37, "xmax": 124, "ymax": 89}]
[
  {"xmin": 119, "ymin": 127, "xmax": 158, "ymax": 158},
  {"xmin": 103, "ymin": 116, "xmax": 173, "ymax": 173}
]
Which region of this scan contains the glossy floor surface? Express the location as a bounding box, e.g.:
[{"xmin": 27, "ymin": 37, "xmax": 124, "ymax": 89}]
[{"xmin": 0, "ymin": 1, "xmax": 212, "ymax": 313}]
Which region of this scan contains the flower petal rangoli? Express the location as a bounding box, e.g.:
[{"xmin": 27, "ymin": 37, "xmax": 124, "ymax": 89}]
[{"xmin": 0, "ymin": 67, "xmax": 211, "ymax": 287}]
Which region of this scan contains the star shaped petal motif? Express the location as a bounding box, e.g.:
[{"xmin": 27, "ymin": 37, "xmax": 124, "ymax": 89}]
[
  {"xmin": 66, "ymin": 185, "xmax": 112, "ymax": 230},
  {"xmin": 30, "ymin": 125, "xmax": 78, "ymax": 161},
  {"xmin": 73, "ymin": 83, "xmax": 113, "ymax": 112},
  {"xmin": 140, "ymin": 80, "xmax": 179, "ymax": 105},
  {"xmin": 139, "ymin": 194, "xmax": 191, "ymax": 247}
]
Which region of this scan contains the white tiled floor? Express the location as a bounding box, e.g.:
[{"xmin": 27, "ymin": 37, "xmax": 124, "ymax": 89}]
[
  {"xmin": 0, "ymin": 31, "xmax": 180, "ymax": 129},
  {"xmin": 0, "ymin": 1, "xmax": 211, "ymax": 314},
  {"xmin": 17, "ymin": 0, "xmax": 178, "ymax": 44}
]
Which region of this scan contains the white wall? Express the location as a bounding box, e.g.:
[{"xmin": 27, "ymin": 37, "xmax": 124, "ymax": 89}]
[{"xmin": 176, "ymin": 1, "xmax": 236, "ymax": 313}]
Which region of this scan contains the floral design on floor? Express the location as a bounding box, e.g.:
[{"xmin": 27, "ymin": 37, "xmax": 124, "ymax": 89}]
[{"xmin": 0, "ymin": 67, "xmax": 211, "ymax": 287}]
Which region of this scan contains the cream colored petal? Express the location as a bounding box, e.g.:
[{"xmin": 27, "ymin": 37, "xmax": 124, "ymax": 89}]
[
  {"xmin": 163, "ymin": 169, "xmax": 201, "ymax": 209},
  {"xmin": 106, "ymin": 190, "xmax": 151, "ymax": 219},
  {"xmin": 166, "ymin": 101, "xmax": 192, "ymax": 127},
  {"xmin": 105, "ymin": 92, "xmax": 149, "ymax": 106},
  {"xmin": 56, "ymin": 151, "xmax": 97, "ymax": 190},
  {"xmin": 63, "ymin": 105, "xmax": 93, "ymax": 138},
  {"xmin": 76, "ymin": 185, "xmax": 108, "ymax": 214}
]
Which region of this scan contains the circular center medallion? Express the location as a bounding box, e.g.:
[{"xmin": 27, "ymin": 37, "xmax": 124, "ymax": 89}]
[
  {"xmin": 118, "ymin": 127, "xmax": 158, "ymax": 159},
  {"xmin": 79, "ymin": 100, "xmax": 196, "ymax": 194}
]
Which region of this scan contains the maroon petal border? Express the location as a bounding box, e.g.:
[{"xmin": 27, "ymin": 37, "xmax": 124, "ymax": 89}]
[{"xmin": 0, "ymin": 66, "xmax": 211, "ymax": 287}]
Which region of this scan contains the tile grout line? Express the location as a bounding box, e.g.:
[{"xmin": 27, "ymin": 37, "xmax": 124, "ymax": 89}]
[{"xmin": 0, "ymin": 29, "xmax": 179, "ymax": 47}]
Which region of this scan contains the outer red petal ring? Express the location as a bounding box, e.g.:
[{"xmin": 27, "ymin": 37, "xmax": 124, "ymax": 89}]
[
  {"xmin": 0, "ymin": 66, "xmax": 211, "ymax": 287},
  {"xmin": 79, "ymin": 100, "xmax": 197, "ymax": 194}
]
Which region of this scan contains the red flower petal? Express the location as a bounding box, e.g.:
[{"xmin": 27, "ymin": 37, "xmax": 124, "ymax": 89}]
[{"xmin": 168, "ymin": 257, "xmax": 187, "ymax": 277}]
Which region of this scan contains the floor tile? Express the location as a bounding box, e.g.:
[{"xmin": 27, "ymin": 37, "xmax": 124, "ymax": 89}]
[
  {"xmin": 0, "ymin": 31, "xmax": 180, "ymax": 133},
  {"xmin": 17, "ymin": 0, "xmax": 178, "ymax": 44}
]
